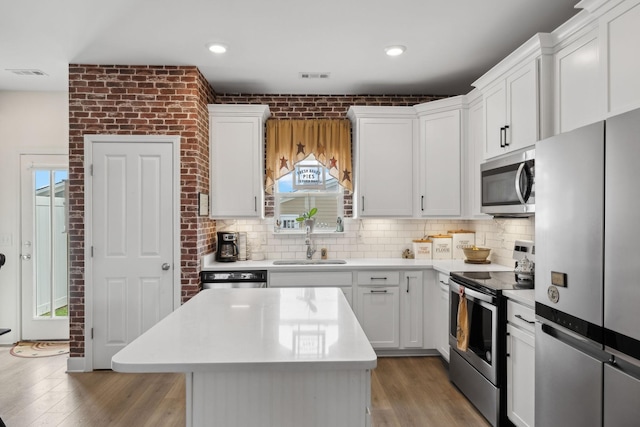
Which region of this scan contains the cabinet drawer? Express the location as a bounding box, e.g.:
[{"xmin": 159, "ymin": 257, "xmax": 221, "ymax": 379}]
[
  {"xmin": 507, "ymin": 299, "xmax": 536, "ymax": 333},
  {"xmin": 357, "ymin": 271, "xmax": 400, "ymax": 286},
  {"xmin": 270, "ymin": 271, "xmax": 353, "ymax": 287}
]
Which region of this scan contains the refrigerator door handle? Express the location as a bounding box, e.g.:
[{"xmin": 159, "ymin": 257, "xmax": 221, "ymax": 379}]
[
  {"xmin": 540, "ymin": 321, "xmax": 606, "ymax": 359},
  {"xmin": 606, "ymin": 346, "xmax": 640, "ymax": 370}
]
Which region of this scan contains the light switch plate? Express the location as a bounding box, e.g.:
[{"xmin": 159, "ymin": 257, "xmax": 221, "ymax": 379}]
[
  {"xmin": 513, "ymin": 239, "xmax": 535, "ymax": 262},
  {"xmin": 0, "ymin": 233, "xmax": 12, "ymax": 246}
]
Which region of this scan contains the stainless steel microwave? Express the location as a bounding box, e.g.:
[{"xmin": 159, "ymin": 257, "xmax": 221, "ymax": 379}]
[{"xmin": 481, "ymin": 149, "xmax": 535, "ymax": 217}]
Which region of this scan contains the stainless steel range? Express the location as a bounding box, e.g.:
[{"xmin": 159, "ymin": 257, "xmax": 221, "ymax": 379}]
[{"xmin": 448, "ymin": 241, "xmax": 534, "ymax": 427}]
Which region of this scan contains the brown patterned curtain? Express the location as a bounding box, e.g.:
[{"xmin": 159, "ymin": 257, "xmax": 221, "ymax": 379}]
[{"xmin": 265, "ymin": 119, "xmax": 352, "ymax": 194}]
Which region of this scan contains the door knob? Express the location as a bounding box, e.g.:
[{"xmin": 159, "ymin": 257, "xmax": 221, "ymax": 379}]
[
  {"xmin": 21, "ymin": 254, "xmax": 31, "ymax": 260},
  {"xmin": 162, "ymin": 263, "xmax": 171, "ymax": 271}
]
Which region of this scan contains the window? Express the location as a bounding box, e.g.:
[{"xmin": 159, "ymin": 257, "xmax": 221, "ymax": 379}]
[{"xmin": 275, "ymin": 155, "xmax": 343, "ymax": 232}]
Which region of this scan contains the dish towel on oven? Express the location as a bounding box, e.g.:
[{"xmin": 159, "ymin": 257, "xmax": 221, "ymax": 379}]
[{"xmin": 456, "ymin": 288, "xmax": 469, "ymax": 351}]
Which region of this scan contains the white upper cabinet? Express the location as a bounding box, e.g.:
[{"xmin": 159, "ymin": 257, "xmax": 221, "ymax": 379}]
[
  {"xmin": 415, "ymin": 97, "xmax": 464, "ymax": 217},
  {"xmin": 209, "ymin": 104, "xmax": 270, "ymax": 218},
  {"xmin": 554, "ymin": 25, "xmax": 602, "ymax": 133},
  {"xmin": 464, "ymin": 89, "xmax": 487, "ymax": 218},
  {"xmin": 347, "ymin": 107, "xmax": 416, "ymax": 217},
  {"xmin": 473, "ymin": 34, "xmax": 553, "ymax": 160},
  {"xmin": 599, "ymin": 0, "xmax": 640, "ymax": 116}
]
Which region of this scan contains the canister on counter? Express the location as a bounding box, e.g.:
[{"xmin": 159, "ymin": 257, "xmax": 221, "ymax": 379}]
[
  {"xmin": 429, "ymin": 234, "xmax": 453, "ymax": 259},
  {"xmin": 412, "ymin": 238, "xmax": 433, "ymax": 259},
  {"xmin": 448, "ymin": 229, "xmax": 476, "ymax": 260}
]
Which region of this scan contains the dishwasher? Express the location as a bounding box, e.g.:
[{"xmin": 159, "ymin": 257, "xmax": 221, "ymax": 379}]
[{"xmin": 200, "ymin": 270, "xmax": 267, "ymax": 289}]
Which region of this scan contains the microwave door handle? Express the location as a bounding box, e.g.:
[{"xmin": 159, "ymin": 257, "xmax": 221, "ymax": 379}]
[{"xmin": 515, "ymin": 162, "xmax": 527, "ymax": 204}]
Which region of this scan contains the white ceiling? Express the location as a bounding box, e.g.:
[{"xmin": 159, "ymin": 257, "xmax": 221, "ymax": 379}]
[{"xmin": 0, "ymin": 0, "xmax": 581, "ymax": 95}]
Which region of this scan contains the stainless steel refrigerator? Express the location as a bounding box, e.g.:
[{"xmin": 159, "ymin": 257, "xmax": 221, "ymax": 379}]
[{"xmin": 535, "ymin": 108, "xmax": 640, "ymax": 427}]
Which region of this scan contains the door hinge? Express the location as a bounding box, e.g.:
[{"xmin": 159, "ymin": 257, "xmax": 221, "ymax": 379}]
[
  {"xmin": 90, "ymin": 164, "xmax": 93, "ymax": 176},
  {"xmin": 91, "ymin": 328, "xmax": 94, "ymax": 339},
  {"xmin": 91, "ymin": 246, "xmax": 94, "ymax": 257}
]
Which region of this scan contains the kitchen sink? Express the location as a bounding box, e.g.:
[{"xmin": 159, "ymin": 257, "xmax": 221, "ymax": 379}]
[{"xmin": 272, "ymin": 259, "xmax": 347, "ymax": 265}]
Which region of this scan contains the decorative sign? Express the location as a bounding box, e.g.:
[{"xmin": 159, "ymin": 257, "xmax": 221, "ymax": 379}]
[{"xmin": 293, "ymin": 164, "xmax": 326, "ymax": 190}]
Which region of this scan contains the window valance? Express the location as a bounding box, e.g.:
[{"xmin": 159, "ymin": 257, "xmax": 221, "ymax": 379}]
[{"xmin": 265, "ymin": 119, "xmax": 352, "ymax": 194}]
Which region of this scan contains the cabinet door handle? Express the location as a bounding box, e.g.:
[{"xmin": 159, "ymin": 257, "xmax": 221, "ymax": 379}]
[
  {"xmin": 362, "ymin": 196, "xmax": 365, "ymax": 212},
  {"xmin": 421, "ymin": 195, "xmax": 424, "ymax": 211},
  {"xmin": 504, "ymin": 125, "xmax": 510, "ymax": 146},
  {"xmin": 407, "ymin": 276, "xmax": 410, "ymax": 293},
  {"xmin": 254, "ymin": 196, "xmax": 257, "ymax": 212},
  {"xmin": 515, "ymin": 314, "xmax": 535, "ymax": 324},
  {"xmin": 500, "ymin": 126, "xmax": 506, "ymax": 148},
  {"xmin": 370, "ymin": 289, "xmax": 388, "ymax": 293},
  {"xmin": 370, "ymin": 277, "xmax": 388, "ymax": 280}
]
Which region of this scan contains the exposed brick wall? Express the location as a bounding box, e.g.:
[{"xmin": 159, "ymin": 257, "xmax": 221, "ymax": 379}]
[
  {"xmin": 215, "ymin": 94, "xmax": 447, "ymax": 118},
  {"xmin": 216, "ymin": 93, "xmax": 447, "ymax": 218},
  {"xmin": 67, "ymin": 65, "xmax": 216, "ymax": 358}
]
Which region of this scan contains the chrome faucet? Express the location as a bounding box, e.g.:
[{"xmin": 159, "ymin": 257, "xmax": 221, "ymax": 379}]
[{"xmin": 305, "ymin": 225, "xmax": 316, "ymax": 259}]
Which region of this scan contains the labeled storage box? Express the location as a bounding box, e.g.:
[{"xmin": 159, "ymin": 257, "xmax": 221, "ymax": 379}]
[
  {"xmin": 412, "ymin": 239, "xmax": 433, "ymax": 259},
  {"xmin": 429, "ymin": 234, "xmax": 453, "ymax": 259},
  {"xmin": 448, "ymin": 230, "xmax": 476, "ymax": 260}
]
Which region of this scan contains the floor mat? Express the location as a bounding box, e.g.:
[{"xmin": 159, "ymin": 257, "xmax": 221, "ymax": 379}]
[{"xmin": 10, "ymin": 341, "xmax": 69, "ymax": 358}]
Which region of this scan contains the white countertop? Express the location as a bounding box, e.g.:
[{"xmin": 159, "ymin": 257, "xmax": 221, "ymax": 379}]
[
  {"xmin": 112, "ymin": 287, "xmax": 377, "ymax": 373},
  {"xmin": 202, "ymin": 255, "xmax": 514, "ymax": 276},
  {"xmin": 503, "ymin": 289, "xmax": 535, "ymax": 307}
]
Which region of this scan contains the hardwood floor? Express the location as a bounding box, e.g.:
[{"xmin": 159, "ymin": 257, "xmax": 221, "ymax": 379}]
[{"xmin": 0, "ymin": 347, "xmax": 489, "ymax": 426}]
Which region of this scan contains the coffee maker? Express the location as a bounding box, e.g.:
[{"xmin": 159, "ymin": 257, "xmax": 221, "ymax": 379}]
[{"xmin": 216, "ymin": 231, "xmax": 238, "ymax": 262}]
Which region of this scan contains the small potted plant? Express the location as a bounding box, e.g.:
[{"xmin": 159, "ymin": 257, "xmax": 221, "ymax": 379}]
[{"xmin": 296, "ymin": 207, "xmax": 318, "ymax": 232}]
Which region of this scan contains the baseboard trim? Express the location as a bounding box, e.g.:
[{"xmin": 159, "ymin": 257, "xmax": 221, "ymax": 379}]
[
  {"xmin": 67, "ymin": 356, "xmax": 87, "ymax": 372},
  {"xmin": 375, "ymin": 349, "xmax": 441, "ymax": 357}
]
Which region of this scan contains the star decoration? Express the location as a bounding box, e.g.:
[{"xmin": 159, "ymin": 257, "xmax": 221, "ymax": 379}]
[
  {"xmin": 317, "ymin": 143, "xmax": 326, "ymax": 157},
  {"xmin": 266, "ymin": 167, "xmax": 274, "ymax": 180},
  {"xmin": 279, "ymin": 156, "xmax": 289, "ymax": 170},
  {"xmin": 329, "ymin": 157, "xmax": 338, "ymax": 170},
  {"xmin": 296, "ymin": 142, "xmax": 306, "ymax": 155},
  {"xmin": 342, "ymin": 169, "xmax": 351, "ymax": 182}
]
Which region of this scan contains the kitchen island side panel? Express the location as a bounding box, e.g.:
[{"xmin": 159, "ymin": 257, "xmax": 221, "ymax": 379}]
[{"xmin": 190, "ymin": 369, "xmax": 371, "ymax": 427}]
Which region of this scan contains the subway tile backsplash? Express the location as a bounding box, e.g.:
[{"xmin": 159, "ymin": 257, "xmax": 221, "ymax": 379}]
[{"xmin": 216, "ymin": 217, "xmax": 534, "ymax": 268}]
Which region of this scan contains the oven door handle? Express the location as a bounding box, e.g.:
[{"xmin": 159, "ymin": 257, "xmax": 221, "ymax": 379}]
[{"xmin": 450, "ymin": 280, "xmax": 495, "ymax": 304}]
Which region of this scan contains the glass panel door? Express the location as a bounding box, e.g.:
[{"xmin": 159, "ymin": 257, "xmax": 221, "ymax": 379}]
[
  {"xmin": 34, "ymin": 169, "xmax": 68, "ymax": 318},
  {"xmin": 21, "ymin": 154, "xmax": 69, "ymax": 340}
]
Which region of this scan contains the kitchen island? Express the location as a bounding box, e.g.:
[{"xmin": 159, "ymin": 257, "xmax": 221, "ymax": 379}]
[{"xmin": 112, "ymin": 287, "xmax": 376, "ymax": 427}]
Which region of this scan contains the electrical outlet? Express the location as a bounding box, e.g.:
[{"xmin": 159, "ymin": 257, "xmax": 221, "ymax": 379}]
[{"xmin": 260, "ymin": 234, "xmax": 267, "ymax": 245}]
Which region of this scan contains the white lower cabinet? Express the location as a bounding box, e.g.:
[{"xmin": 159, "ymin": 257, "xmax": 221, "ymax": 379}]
[
  {"xmin": 268, "ymin": 268, "xmax": 434, "ymax": 352},
  {"xmin": 268, "ymin": 271, "xmax": 354, "ymax": 307},
  {"xmin": 355, "ymin": 271, "xmax": 400, "ymax": 349},
  {"xmin": 436, "ymin": 273, "xmax": 450, "ymax": 361},
  {"xmin": 356, "ymin": 285, "xmax": 400, "ymax": 349},
  {"xmin": 400, "ymin": 271, "xmax": 424, "ymax": 348},
  {"xmin": 506, "ymin": 299, "xmax": 536, "ymax": 427}
]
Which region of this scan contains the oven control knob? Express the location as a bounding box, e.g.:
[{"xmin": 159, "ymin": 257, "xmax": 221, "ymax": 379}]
[{"xmin": 547, "ymin": 286, "xmax": 560, "ymax": 304}]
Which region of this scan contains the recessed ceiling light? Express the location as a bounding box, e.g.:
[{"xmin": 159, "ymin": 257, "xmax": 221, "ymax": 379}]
[
  {"xmin": 384, "ymin": 45, "xmax": 406, "ymax": 57},
  {"xmin": 207, "ymin": 43, "xmax": 227, "ymax": 54}
]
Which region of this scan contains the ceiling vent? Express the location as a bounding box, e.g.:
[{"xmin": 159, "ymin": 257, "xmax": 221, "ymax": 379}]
[
  {"xmin": 299, "ymin": 72, "xmax": 331, "ymax": 80},
  {"xmin": 6, "ymin": 69, "xmax": 48, "ymax": 76}
]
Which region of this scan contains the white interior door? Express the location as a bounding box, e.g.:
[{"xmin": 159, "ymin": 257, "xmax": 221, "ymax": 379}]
[
  {"xmin": 20, "ymin": 154, "xmax": 70, "ymax": 340},
  {"xmin": 91, "ymin": 141, "xmax": 175, "ymax": 369}
]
